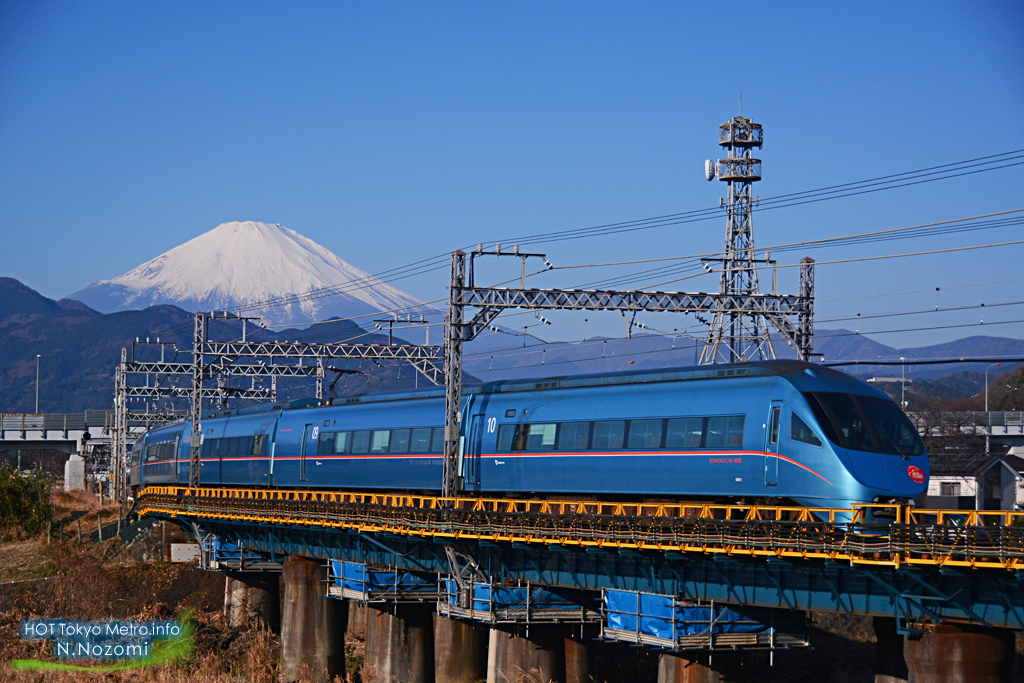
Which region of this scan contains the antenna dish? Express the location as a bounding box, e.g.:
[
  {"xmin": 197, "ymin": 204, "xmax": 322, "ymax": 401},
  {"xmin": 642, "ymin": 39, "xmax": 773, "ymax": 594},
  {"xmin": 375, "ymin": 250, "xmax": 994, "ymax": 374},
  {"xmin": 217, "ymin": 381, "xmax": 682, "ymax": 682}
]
[{"xmin": 704, "ymin": 159, "xmax": 716, "ymax": 181}]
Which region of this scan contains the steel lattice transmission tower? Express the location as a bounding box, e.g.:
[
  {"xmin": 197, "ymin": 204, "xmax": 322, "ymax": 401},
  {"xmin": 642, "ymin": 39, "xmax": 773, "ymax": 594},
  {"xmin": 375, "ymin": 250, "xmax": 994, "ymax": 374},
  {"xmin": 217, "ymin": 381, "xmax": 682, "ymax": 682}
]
[{"xmin": 700, "ymin": 115, "xmax": 775, "ymax": 363}]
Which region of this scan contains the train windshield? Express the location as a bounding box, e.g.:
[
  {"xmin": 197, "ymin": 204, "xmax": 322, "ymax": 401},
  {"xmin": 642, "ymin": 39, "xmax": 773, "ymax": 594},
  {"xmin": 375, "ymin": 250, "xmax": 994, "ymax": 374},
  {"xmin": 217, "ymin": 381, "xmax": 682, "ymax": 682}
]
[{"xmin": 804, "ymin": 392, "xmax": 924, "ymax": 457}]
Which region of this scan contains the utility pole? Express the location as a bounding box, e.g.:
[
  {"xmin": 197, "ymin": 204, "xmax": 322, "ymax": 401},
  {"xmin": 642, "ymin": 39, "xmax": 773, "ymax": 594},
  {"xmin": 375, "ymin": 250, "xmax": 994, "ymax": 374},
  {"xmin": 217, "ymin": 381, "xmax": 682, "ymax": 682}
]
[
  {"xmin": 901, "ymin": 357, "xmax": 906, "ymax": 408},
  {"xmin": 35, "ymin": 354, "xmax": 41, "ymax": 413},
  {"xmin": 985, "ymin": 362, "xmax": 1001, "ymax": 457}
]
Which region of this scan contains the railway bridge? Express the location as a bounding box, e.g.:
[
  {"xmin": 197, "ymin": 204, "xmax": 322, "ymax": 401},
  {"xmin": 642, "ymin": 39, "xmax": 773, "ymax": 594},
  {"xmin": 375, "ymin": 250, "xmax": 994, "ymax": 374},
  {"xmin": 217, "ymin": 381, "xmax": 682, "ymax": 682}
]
[{"xmin": 139, "ymin": 486, "xmax": 1024, "ymax": 683}]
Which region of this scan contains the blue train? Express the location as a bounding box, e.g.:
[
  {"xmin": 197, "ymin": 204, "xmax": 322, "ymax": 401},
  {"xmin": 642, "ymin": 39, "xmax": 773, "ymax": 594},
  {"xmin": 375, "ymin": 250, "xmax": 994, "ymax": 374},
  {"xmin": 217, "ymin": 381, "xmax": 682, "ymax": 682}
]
[{"xmin": 129, "ymin": 360, "xmax": 928, "ymax": 509}]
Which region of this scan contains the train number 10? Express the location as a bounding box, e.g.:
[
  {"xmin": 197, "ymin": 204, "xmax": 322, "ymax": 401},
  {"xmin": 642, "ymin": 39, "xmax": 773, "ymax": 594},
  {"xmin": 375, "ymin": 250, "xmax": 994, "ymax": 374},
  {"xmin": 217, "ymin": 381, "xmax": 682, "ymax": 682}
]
[{"xmin": 487, "ymin": 417, "xmax": 497, "ymax": 433}]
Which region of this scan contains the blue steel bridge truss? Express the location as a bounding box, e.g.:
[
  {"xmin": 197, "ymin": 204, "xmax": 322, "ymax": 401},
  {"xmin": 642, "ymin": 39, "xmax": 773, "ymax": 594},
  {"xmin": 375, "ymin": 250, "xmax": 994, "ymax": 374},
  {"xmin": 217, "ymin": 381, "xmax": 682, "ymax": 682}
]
[{"xmin": 142, "ymin": 508, "xmax": 1024, "ymax": 632}]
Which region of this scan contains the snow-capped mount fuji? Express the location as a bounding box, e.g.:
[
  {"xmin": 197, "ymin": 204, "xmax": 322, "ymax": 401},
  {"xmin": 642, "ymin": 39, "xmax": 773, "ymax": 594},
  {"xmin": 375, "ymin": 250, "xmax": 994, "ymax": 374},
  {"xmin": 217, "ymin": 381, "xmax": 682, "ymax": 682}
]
[{"xmin": 68, "ymin": 221, "xmax": 426, "ymax": 327}]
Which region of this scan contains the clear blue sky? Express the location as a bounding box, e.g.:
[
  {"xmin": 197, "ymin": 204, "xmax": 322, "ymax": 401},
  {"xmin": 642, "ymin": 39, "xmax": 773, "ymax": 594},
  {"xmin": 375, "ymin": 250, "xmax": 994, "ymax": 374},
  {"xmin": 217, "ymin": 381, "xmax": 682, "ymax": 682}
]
[{"xmin": 1, "ymin": 1, "xmax": 1022, "ymax": 347}]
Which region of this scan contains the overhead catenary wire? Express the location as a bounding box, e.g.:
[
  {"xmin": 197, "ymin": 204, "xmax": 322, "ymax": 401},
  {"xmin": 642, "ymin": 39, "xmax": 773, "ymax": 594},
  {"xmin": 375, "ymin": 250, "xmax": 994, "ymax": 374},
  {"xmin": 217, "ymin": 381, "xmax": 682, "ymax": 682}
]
[
  {"xmin": 635, "ymin": 237, "xmax": 1024, "ymax": 291},
  {"xmin": 459, "ymin": 319, "xmax": 1024, "ymax": 376},
  {"xmin": 573, "ymin": 211, "xmax": 1024, "ymax": 291},
  {"xmin": 217, "ymin": 150, "xmax": 1024, "ymax": 314}
]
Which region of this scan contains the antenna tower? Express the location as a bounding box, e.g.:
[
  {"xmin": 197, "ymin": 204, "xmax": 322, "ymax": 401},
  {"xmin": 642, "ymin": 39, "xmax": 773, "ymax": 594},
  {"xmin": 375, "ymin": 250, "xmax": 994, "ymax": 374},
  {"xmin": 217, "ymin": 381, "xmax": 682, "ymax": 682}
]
[{"xmin": 700, "ymin": 115, "xmax": 773, "ymax": 363}]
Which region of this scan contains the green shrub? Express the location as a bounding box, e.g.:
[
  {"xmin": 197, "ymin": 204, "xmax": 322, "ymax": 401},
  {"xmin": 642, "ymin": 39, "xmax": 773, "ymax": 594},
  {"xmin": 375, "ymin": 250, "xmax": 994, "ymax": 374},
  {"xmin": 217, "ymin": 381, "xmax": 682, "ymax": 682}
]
[{"xmin": 0, "ymin": 463, "xmax": 53, "ymax": 534}]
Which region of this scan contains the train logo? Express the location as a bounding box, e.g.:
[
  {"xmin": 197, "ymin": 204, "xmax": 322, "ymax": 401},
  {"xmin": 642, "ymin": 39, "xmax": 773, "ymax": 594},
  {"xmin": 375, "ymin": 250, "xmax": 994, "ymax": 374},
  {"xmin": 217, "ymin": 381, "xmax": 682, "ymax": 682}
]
[{"xmin": 907, "ymin": 466, "xmax": 925, "ymax": 484}]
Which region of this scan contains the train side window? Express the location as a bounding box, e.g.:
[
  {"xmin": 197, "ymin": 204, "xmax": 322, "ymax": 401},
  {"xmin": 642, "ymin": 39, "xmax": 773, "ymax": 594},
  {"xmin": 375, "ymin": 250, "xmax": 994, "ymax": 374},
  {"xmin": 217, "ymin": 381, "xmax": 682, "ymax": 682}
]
[
  {"xmin": 370, "ymin": 430, "xmax": 390, "ymax": 453},
  {"xmin": 706, "ymin": 417, "xmax": 744, "ymax": 449},
  {"xmin": 430, "ymin": 428, "xmax": 445, "ymax": 453},
  {"xmin": 791, "ymin": 414, "xmax": 822, "ymax": 447},
  {"xmin": 666, "ymin": 418, "xmax": 704, "ymax": 448},
  {"xmin": 496, "ymin": 425, "xmax": 516, "ymax": 451},
  {"xmin": 317, "ymin": 432, "xmax": 335, "ymax": 454},
  {"xmin": 333, "ymin": 432, "xmax": 350, "ymax": 454},
  {"xmin": 410, "ymin": 428, "xmax": 432, "ymax": 452},
  {"xmin": 526, "ymin": 424, "xmax": 557, "ymax": 451},
  {"xmin": 557, "ymin": 422, "xmax": 590, "ymax": 450},
  {"xmin": 512, "ymin": 425, "xmax": 531, "ymax": 451},
  {"xmin": 254, "ymin": 435, "xmax": 267, "ymax": 456},
  {"xmin": 593, "ymin": 421, "xmax": 625, "ymax": 450},
  {"xmin": 706, "ymin": 417, "xmax": 727, "ymax": 448},
  {"xmin": 768, "ymin": 408, "xmax": 781, "ymax": 445},
  {"xmin": 351, "ymin": 431, "xmax": 371, "ymax": 454},
  {"xmin": 628, "ymin": 419, "xmax": 664, "ymax": 449},
  {"xmin": 726, "ymin": 416, "xmax": 744, "ymax": 448},
  {"xmin": 390, "ymin": 429, "xmax": 411, "ymax": 453}
]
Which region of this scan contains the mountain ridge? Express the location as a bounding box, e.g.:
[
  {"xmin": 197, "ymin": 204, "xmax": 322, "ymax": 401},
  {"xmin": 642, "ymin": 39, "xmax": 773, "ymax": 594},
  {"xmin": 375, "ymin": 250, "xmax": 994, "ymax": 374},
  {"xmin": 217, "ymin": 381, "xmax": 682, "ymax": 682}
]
[{"xmin": 2, "ymin": 277, "xmax": 1021, "ymax": 412}]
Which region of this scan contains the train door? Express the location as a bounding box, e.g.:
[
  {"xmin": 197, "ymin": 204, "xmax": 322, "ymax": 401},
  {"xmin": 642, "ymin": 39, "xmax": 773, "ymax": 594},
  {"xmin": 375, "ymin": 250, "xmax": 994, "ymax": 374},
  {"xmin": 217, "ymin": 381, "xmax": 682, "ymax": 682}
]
[
  {"xmin": 300, "ymin": 424, "xmax": 317, "ymax": 483},
  {"xmin": 764, "ymin": 401, "xmax": 782, "ymax": 486},
  {"xmin": 173, "ymin": 433, "xmax": 182, "ymax": 484},
  {"xmin": 465, "ymin": 415, "xmax": 487, "ymax": 489}
]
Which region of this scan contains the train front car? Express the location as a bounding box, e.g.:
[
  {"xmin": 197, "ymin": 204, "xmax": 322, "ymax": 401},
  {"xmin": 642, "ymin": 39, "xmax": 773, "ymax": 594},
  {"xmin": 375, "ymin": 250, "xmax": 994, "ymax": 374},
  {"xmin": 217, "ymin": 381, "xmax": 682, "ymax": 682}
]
[
  {"xmin": 767, "ymin": 362, "xmax": 928, "ymax": 513},
  {"xmin": 465, "ymin": 360, "xmax": 927, "ymax": 513},
  {"xmin": 135, "ymin": 421, "xmax": 188, "ymax": 490}
]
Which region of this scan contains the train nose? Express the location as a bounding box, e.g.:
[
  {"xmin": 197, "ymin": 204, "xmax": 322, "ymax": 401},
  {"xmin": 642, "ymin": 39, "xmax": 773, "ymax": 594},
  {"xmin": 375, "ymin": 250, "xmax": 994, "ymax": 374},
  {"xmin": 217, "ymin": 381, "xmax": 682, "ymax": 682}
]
[
  {"xmin": 845, "ymin": 449, "xmax": 892, "ymax": 491},
  {"xmin": 887, "ymin": 457, "xmax": 928, "ymax": 492}
]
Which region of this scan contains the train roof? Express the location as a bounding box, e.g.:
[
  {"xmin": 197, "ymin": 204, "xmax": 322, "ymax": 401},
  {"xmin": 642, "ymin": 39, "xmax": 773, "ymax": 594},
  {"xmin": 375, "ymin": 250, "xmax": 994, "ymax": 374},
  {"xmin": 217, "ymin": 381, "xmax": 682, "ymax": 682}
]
[{"xmin": 299, "ymin": 360, "xmax": 887, "ymax": 409}]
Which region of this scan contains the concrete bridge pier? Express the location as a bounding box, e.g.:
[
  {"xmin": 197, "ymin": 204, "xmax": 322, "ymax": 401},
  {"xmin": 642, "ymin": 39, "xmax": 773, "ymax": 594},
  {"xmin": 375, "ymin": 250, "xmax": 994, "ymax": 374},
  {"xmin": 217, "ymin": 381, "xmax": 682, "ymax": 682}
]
[
  {"xmin": 903, "ymin": 624, "xmax": 1015, "ymax": 683},
  {"xmin": 487, "ymin": 624, "xmax": 565, "ymax": 683},
  {"xmin": 348, "ymin": 600, "xmax": 368, "ymax": 640},
  {"xmin": 873, "ymin": 617, "xmax": 908, "ymax": 683},
  {"xmin": 657, "ymin": 651, "xmax": 745, "ymax": 683},
  {"xmin": 364, "ymin": 602, "xmax": 435, "ymax": 683},
  {"xmin": 226, "ymin": 572, "xmax": 280, "ymax": 632},
  {"xmin": 434, "ymin": 614, "xmax": 486, "ymax": 683},
  {"xmin": 280, "ymin": 557, "xmax": 346, "ymax": 683},
  {"xmin": 564, "ymin": 626, "xmax": 594, "ymax": 683}
]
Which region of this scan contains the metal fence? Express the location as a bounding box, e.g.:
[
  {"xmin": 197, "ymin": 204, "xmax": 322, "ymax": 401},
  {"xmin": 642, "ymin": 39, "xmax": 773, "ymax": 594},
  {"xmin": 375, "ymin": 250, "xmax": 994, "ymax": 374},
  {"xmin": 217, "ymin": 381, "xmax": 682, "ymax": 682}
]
[{"xmin": 1, "ymin": 410, "xmax": 184, "ymax": 434}]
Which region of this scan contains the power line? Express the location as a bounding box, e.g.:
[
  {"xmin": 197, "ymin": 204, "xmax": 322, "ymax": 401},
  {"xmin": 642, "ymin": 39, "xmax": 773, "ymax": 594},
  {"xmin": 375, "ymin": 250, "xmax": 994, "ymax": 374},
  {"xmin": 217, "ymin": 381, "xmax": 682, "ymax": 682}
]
[
  {"xmin": 221, "ymin": 151, "xmax": 1024, "ymax": 314},
  {"xmin": 575, "ymin": 211, "xmax": 1024, "ymax": 291},
  {"xmin": 824, "ymin": 357, "xmax": 1024, "ymax": 368},
  {"xmin": 636, "ymin": 237, "xmax": 1024, "ymax": 291},
  {"xmin": 817, "ymin": 277, "xmax": 1024, "ymax": 304},
  {"xmin": 459, "ymin": 319, "xmax": 1024, "ymax": 377}
]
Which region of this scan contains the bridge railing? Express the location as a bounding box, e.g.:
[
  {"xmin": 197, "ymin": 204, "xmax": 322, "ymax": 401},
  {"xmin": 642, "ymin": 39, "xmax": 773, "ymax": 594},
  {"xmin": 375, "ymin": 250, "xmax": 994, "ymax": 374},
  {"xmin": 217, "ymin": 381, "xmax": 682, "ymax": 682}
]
[
  {"xmin": 0, "ymin": 410, "xmax": 177, "ymax": 436},
  {"xmin": 136, "ymin": 486, "xmax": 1024, "ymax": 571}
]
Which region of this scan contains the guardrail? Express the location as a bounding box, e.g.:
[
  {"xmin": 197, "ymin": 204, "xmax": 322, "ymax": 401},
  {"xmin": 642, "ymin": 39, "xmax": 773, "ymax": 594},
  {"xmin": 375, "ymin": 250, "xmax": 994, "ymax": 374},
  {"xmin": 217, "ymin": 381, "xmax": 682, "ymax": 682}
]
[
  {"xmin": 0, "ymin": 411, "xmax": 187, "ymax": 436},
  {"xmin": 137, "ymin": 486, "xmax": 1024, "ymax": 571},
  {"xmin": 1, "ymin": 412, "xmax": 107, "ymax": 432}
]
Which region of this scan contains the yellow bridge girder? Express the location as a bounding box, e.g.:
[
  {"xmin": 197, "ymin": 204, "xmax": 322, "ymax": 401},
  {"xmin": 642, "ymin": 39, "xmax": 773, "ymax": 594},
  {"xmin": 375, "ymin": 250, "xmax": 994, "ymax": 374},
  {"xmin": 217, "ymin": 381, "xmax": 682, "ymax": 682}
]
[{"xmin": 136, "ymin": 486, "xmax": 1024, "ymax": 571}]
